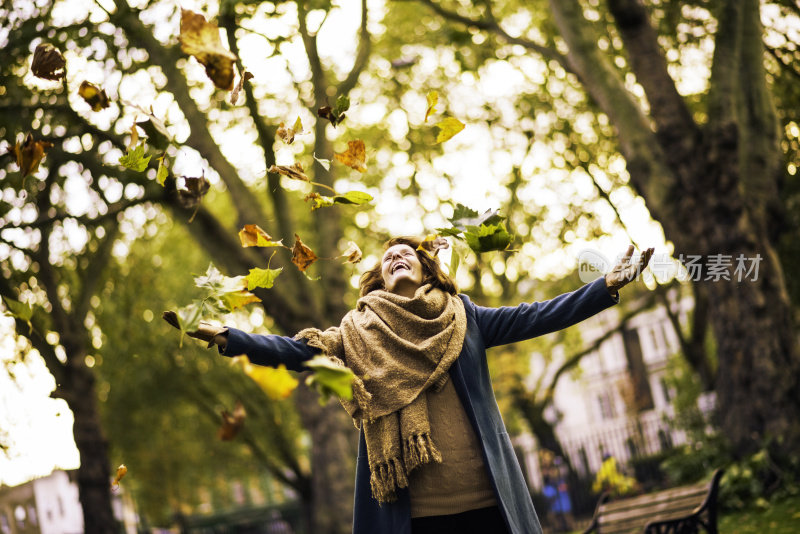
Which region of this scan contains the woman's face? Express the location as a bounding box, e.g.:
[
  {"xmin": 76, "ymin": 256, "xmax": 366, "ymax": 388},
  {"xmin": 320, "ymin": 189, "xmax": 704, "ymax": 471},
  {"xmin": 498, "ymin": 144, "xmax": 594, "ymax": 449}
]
[{"xmin": 381, "ymin": 244, "xmax": 424, "ymax": 298}]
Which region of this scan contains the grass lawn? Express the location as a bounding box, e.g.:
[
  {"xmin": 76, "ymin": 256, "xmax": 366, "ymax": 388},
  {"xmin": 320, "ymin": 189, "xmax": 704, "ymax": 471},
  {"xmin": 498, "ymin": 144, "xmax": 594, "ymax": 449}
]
[{"xmin": 718, "ymin": 494, "xmax": 800, "ymax": 533}]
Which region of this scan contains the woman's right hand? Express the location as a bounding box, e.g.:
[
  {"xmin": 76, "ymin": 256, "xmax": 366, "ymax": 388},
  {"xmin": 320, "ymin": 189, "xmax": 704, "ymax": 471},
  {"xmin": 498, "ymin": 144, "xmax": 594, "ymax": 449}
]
[{"xmin": 162, "ymin": 311, "xmax": 229, "ymax": 349}]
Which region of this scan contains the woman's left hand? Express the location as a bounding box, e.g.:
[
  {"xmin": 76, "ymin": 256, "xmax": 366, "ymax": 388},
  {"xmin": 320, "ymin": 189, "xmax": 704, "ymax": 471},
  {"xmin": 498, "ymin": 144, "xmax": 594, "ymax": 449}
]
[{"xmin": 605, "ymin": 245, "xmax": 654, "ymax": 296}]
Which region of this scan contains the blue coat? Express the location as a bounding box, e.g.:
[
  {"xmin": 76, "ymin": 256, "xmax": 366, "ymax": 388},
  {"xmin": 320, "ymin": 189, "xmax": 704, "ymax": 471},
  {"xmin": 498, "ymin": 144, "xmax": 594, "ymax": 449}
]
[{"xmin": 221, "ymin": 277, "xmax": 617, "ymax": 534}]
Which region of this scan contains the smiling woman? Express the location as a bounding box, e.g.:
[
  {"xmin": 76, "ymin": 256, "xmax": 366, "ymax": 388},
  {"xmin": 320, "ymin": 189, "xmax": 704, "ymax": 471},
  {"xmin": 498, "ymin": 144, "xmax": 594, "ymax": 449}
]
[{"xmin": 164, "ymin": 235, "xmax": 652, "ymax": 534}]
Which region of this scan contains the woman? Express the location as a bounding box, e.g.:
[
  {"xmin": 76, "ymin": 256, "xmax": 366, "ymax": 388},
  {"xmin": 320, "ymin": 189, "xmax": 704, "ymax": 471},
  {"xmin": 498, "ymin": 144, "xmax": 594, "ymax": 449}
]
[{"xmin": 165, "ymin": 237, "xmax": 653, "ymax": 534}]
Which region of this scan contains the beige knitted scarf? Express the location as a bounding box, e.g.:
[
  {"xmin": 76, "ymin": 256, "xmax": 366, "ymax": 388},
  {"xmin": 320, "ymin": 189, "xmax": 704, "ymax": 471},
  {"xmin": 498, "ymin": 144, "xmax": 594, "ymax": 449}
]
[{"xmin": 295, "ymin": 284, "xmax": 467, "ymax": 503}]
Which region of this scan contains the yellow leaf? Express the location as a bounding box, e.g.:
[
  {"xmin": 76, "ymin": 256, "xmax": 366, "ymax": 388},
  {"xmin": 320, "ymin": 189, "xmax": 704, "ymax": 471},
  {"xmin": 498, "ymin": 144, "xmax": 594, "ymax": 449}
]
[
  {"xmin": 425, "ymin": 91, "xmax": 438, "ymax": 122},
  {"xmin": 13, "ymin": 134, "xmax": 52, "ymax": 177},
  {"xmin": 235, "ymin": 357, "xmax": 299, "ymax": 400},
  {"xmin": 333, "ymin": 139, "xmax": 367, "ymax": 173},
  {"xmin": 268, "ymin": 163, "xmax": 309, "ymax": 182},
  {"xmin": 435, "ymin": 117, "xmax": 465, "ymax": 144},
  {"xmin": 179, "ymin": 9, "xmax": 237, "ymax": 90},
  {"xmin": 238, "ymin": 224, "xmax": 283, "ymax": 248},
  {"xmin": 128, "ymin": 124, "xmax": 139, "ymax": 151},
  {"xmin": 111, "ymin": 464, "xmax": 127, "ymax": 490},
  {"xmin": 78, "ymin": 81, "xmax": 110, "ymax": 111}
]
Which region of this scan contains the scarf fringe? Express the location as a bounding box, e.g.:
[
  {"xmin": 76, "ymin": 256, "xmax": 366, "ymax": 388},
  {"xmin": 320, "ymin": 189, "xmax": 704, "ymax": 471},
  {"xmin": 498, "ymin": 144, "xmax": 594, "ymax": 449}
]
[
  {"xmin": 402, "ymin": 432, "xmax": 442, "ymax": 473},
  {"xmin": 369, "ymin": 457, "xmax": 408, "ymax": 504}
]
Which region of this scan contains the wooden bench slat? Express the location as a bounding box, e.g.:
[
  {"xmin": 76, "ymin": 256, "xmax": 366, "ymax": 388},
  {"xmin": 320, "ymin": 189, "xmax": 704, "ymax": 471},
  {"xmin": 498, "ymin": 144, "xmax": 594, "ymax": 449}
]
[
  {"xmin": 599, "ymin": 485, "xmax": 707, "ymax": 513},
  {"xmin": 599, "ymin": 495, "xmax": 705, "ymax": 523}
]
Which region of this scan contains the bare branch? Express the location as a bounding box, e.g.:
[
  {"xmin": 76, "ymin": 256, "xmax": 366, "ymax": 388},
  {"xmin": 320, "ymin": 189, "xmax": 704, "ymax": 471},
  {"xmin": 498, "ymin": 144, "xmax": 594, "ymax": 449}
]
[{"xmin": 338, "ymin": 0, "xmax": 372, "ymax": 95}]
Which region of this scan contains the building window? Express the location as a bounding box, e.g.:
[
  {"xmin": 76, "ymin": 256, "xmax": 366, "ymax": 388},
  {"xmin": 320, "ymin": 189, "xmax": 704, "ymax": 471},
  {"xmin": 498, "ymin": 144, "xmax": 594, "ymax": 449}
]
[
  {"xmin": 597, "ymin": 392, "xmax": 616, "ymax": 420},
  {"xmin": 658, "ymin": 429, "xmax": 673, "ymax": 451}
]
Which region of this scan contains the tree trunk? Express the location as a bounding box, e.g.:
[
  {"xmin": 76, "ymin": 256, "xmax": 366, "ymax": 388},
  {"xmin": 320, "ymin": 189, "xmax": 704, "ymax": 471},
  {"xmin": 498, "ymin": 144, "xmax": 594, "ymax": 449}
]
[{"xmin": 60, "ymin": 354, "xmax": 116, "ymax": 533}]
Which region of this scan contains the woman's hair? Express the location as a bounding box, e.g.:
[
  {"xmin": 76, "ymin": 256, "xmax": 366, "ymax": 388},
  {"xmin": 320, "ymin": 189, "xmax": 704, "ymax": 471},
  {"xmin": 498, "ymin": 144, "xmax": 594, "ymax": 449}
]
[{"xmin": 359, "ymin": 236, "xmax": 458, "ymax": 297}]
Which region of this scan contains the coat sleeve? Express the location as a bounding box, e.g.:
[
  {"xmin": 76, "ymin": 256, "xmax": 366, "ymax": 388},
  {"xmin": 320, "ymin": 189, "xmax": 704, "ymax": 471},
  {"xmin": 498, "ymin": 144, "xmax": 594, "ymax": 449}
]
[
  {"xmin": 474, "ymin": 276, "xmax": 619, "ymax": 348},
  {"xmin": 218, "ymin": 327, "xmax": 319, "ymax": 372}
]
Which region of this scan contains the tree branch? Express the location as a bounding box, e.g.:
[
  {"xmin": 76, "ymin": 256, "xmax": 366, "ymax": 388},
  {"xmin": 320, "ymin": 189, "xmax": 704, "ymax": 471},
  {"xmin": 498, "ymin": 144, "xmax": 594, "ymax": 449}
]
[
  {"xmin": 606, "ymin": 0, "xmax": 700, "ymax": 160},
  {"xmin": 296, "ymin": 2, "xmax": 328, "ymax": 100},
  {"xmin": 414, "ymin": 0, "xmax": 577, "ymax": 77},
  {"xmin": 337, "ymin": 0, "xmax": 372, "ymax": 96}
]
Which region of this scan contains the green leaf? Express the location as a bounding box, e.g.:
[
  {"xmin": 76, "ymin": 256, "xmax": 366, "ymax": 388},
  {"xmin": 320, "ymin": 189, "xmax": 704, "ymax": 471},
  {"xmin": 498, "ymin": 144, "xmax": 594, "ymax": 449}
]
[
  {"xmin": 334, "ymin": 94, "xmax": 350, "ymax": 116},
  {"xmin": 156, "ymin": 154, "xmax": 169, "ymax": 186},
  {"xmin": 119, "ymin": 142, "xmax": 151, "ymax": 172},
  {"xmin": 304, "ymin": 355, "xmax": 355, "ymax": 403},
  {"xmin": 2, "ymin": 296, "xmax": 33, "ymax": 333},
  {"xmin": 245, "ymin": 267, "xmax": 282, "ymax": 291},
  {"xmin": 449, "ymin": 203, "xmax": 502, "ymax": 230},
  {"xmin": 435, "ymin": 227, "xmax": 464, "ymax": 239},
  {"xmin": 464, "ymin": 222, "xmax": 514, "ymax": 253},
  {"xmin": 333, "ymin": 191, "xmax": 372, "ymax": 205}
]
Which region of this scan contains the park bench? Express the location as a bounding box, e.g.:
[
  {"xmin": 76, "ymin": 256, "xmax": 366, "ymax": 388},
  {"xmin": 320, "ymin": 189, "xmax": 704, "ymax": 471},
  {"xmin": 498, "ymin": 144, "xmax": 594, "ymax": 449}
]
[{"xmin": 583, "ymin": 468, "xmax": 724, "ymax": 534}]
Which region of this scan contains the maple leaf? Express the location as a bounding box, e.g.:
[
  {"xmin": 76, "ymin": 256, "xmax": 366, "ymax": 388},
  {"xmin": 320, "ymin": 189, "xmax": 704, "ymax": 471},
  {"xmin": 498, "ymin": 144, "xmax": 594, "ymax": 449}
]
[
  {"xmin": 276, "ymin": 117, "xmax": 305, "ymax": 144},
  {"xmin": 235, "ymin": 357, "xmax": 299, "ymax": 400},
  {"xmin": 31, "ymin": 43, "xmax": 65, "ymax": 81},
  {"xmin": 291, "ymin": 234, "xmax": 318, "ymax": 272},
  {"xmin": 333, "ymin": 139, "xmax": 367, "ymax": 173},
  {"xmin": 417, "ymin": 234, "xmax": 449, "ymax": 258},
  {"xmin": 304, "ymin": 356, "xmax": 355, "ymax": 404},
  {"xmin": 448, "ymin": 204, "xmax": 503, "ymax": 230},
  {"xmin": 230, "ymin": 71, "xmax": 253, "ymax": 105},
  {"xmin": 425, "ymin": 91, "xmax": 438, "ymax": 122},
  {"xmin": 245, "ymin": 267, "xmax": 282, "ymax": 290},
  {"xmin": 13, "ymin": 133, "xmax": 52, "ymax": 177},
  {"xmin": 238, "ymin": 224, "xmax": 283, "ymax": 247},
  {"xmin": 317, "ymin": 95, "xmax": 350, "ymax": 127},
  {"xmin": 111, "ymin": 464, "xmax": 127, "ymax": 490},
  {"xmin": 119, "ymin": 142, "xmax": 151, "ymax": 172},
  {"xmin": 179, "ymin": 9, "xmax": 237, "ymax": 90},
  {"xmin": 341, "ymin": 241, "xmax": 362, "ymax": 264},
  {"xmin": 156, "ymin": 154, "xmax": 169, "ymax": 186},
  {"xmin": 218, "ymin": 401, "xmax": 246, "ymax": 441},
  {"xmin": 464, "ymin": 222, "xmax": 514, "ymax": 253},
  {"xmin": 78, "ymin": 81, "xmax": 110, "ymax": 111},
  {"xmin": 435, "ymin": 117, "xmax": 465, "ymax": 144},
  {"xmin": 268, "ymin": 163, "xmax": 309, "ymax": 182}
]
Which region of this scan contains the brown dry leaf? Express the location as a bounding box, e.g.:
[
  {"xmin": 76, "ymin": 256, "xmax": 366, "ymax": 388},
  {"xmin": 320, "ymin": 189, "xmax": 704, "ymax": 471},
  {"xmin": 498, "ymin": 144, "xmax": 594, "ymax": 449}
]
[
  {"xmin": 177, "ymin": 175, "xmax": 211, "ymax": 220},
  {"xmin": 218, "ymin": 401, "xmax": 246, "ymax": 441},
  {"xmin": 291, "ymin": 234, "xmax": 318, "ymax": 272},
  {"xmin": 128, "ymin": 124, "xmax": 139, "ymax": 151},
  {"xmin": 78, "ymin": 81, "xmax": 110, "ymax": 111},
  {"xmin": 333, "ymin": 139, "xmax": 367, "ymax": 173},
  {"xmin": 238, "ymin": 224, "xmax": 283, "ymax": 247},
  {"xmin": 31, "ymin": 43, "xmax": 65, "ymax": 81},
  {"xmin": 417, "ymin": 234, "xmax": 450, "ymax": 258},
  {"xmin": 230, "ymin": 71, "xmax": 253, "ymax": 105},
  {"xmin": 276, "ymin": 117, "xmax": 304, "ymax": 145},
  {"xmin": 268, "ymin": 163, "xmax": 309, "ymax": 182},
  {"xmin": 13, "ymin": 134, "xmax": 53, "ymax": 177},
  {"xmin": 342, "ymin": 241, "xmax": 362, "ymax": 264},
  {"xmin": 111, "ymin": 464, "xmax": 127, "ymax": 490},
  {"xmin": 179, "ymin": 9, "xmax": 237, "ymax": 90}
]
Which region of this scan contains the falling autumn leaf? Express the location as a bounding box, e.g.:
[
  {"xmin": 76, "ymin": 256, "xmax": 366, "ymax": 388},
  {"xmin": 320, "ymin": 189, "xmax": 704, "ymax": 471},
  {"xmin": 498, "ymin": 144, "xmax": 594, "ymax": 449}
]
[
  {"xmin": 313, "ymin": 153, "xmax": 331, "ymax": 170},
  {"xmin": 177, "ymin": 175, "xmax": 210, "ymax": 222},
  {"xmin": 156, "ymin": 154, "xmax": 169, "ymax": 186},
  {"xmin": 234, "ymin": 357, "xmax": 299, "ymax": 400},
  {"xmin": 238, "ymin": 224, "xmax": 283, "ymax": 248},
  {"xmin": 424, "ymin": 91, "xmax": 438, "ymax": 122},
  {"xmin": 291, "ymin": 234, "xmax": 318, "ymax": 272},
  {"xmin": 111, "ymin": 464, "xmax": 127, "ymax": 490},
  {"xmin": 230, "ymin": 71, "xmax": 253, "ymax": 105},
  {"xmin": 218, "ymin": 401, "xmax": 246, "ymax": 441},
  {"xmin": 333, "ymin": 139, "xmax": 367, "ymax": 173},
  {"xmin": 435, "ymin": 117, "xmax": 465, "ymax": 144},
  {"xmin": 246, "ymin": 267, "xmax": 282, "ymax": 290},
  {"xmin": 304, "ymin": 356, "xmax": 355, "ymax": 403},
  {"xmin": 13, "ymin": 134, "xmax": 52, "ymax": 177},
  {"xmin": 276, "ymin": 117, "xmax": 305, "ymax": 144},
  {"xmin": 78, "ymin": 81, "xmax": 110, "ymax": 111},
  {"xmin": 317, "ymin": 95, "xmax": 350, "ymax": 127},
  {"xmin": 304, "ymin": 192, "xmax": 335, "ymax": 210},
  {"xmin": 119, "ymin": 143, "xmax": 151, "ymax": 172},
  {"xmin": 417, "ymin": 234, "xmax": 450, "ymax": 258},
  {"xmin": 179, "ymin": 9, "xmax": 237, "ymax": 90},
  {"xmin": 31, "ymin": 43, "xmax": 65, "ymax": 81},
  {"xmin": 341, "ymin": 241, "xmax": 362, "ymax": 264},
  {"xmin": 268, "ymin": 163, "xmax": 309, "ymax": 182}
]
